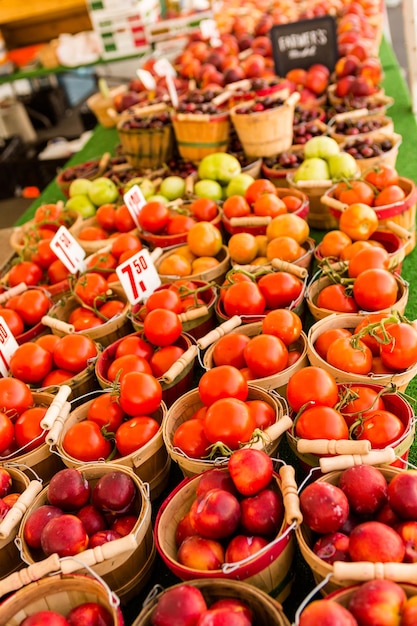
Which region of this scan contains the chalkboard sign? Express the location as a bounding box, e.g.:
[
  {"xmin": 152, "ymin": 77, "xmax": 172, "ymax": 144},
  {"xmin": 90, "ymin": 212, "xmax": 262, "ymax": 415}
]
[{"xmin": 270, "ymin": 16, "xmax": 338, "ymax": 76}]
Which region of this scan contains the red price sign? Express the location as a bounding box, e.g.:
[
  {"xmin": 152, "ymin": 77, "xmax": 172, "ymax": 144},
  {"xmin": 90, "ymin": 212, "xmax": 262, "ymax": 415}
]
[
  {"xmin": 0, "ymin": 316, "xmax": 19, "ymax": 377},
  {"xmin": 116, "ymin": 248, "xmax": 161, "ymax": 305},
  {"xmin": 123, "ymin": 184, "xmax": 147, "ymax": 228},
  {"xmin": 50, "ymin": 226, "xmax": 86, "ymax": 274}
]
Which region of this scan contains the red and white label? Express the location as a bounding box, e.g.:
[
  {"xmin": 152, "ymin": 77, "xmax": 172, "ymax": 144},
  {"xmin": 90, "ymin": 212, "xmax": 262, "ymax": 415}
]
[
  {"xmin": 124, "ymin": 184, "xmax": 147, "ymax": 228},
  {"xmin": 0, "ymin": 317, "xmax": 19, "ymax": 377},
  {"xmin": 116, "ymin": 248, "xmax": 161, "ymax": 305},
  {"xmin": 50, "ymin": 226, "xmax": 86, "ymax": 274}
]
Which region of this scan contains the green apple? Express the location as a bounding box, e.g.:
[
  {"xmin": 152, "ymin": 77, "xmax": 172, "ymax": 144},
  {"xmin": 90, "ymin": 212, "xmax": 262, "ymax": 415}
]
[
  {"xmin": 69, "ymin": 178, "xmax": 93, "ymax": 198},
  {"xmin": 88, "ymin": 177, "xmax": 119, "ymax": 206},
  {"xmin": 159, "ymin": 176, "xmax": 186, "ymax": 201},
  {"xmin": 194, "ymin": 179, "xmax": 224, "ymax": 201},
  {"xmin": 225, "ymin": 173, "xmax": 255, "ymax": 198},
  {"xmin": 123, "ymin": 177, "xmax": 156, "ymax": 200},
  {"xmin": 304, "ymin": 136, "xmax": 340, "ymax": 160},
  {"xmin": 293, "ymin": 157, "xmax": 330, "ymax": 182},
  {"xmin": 328, "ymin": 152, "xmax": 358, "ymax": 181},
  {"xmin": 198, "ymin": 152, "xmax": 241, "ymax": 185},
  {"xmin": 65, "ymin": 194, "xmax": 96, "ymax": 218}
]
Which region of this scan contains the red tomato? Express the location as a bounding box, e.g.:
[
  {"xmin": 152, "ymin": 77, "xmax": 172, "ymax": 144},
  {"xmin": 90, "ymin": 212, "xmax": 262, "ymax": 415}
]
[
  {"xmin": 47, "ymin": 259, "xmax": 69, "ymax": 285},
  {"xmin": 35, "ymin": 335, "xmax": 61, "ymax": 354},
  {"xmin": 222, "ymin": 281, "xmax": 266, "ymax": 317},
  {"xmin": 364, "ymin": 164, "xmax": 399, "ymax": 190},
  {"xmin": 203, "ymin": 397, "xmax": 256, "ymax": 450},
  {"xmin": 53, "ymin": 335, "xmax": 97, "ymax": 374},
  {"xmin": 261, "ymin": 309, "xmax": 302, "ymax": 346},
  {"xmin": 14, "ymin": 406, "xmax": 48, "ymax": 451},
  {"xmin": 115, "ymin": 335, "xmax": 154, "ymax": 361},
  {"xmin": 353, "ymin": 269, "xmax": 398, "ymax": 311},
  {"xmin": 166, "ymin": 214, "xmax": 197, "ymax": 236},
  {"xmin": 295, "ymin": 406, "xmax": 349, "ymax": 440},
  {"xmin": 0, "ymin": 412, "xmax": 15, "ymax": 454},
  {"xmin": 115, "ymin": 416, "xmax": 160, "ymax": 456},
  {"xmin": 338, "ymin": 384, "xmax": 386, "ymax": 427},
  {"xmin": 347, "ymin": 246, "xmax": 390, "ymax": 278},
  {"xmin": 149, "ymin": 345, "xmax": 185, "ymax": 378},
  {"xmin": 111, "ymin": 233, "xmax": 142, "ymax": 260},
  {"xmin": 70, "ymin": 309, "xmax": 104, "ymax": 332},
  {"xmin": 14, "ymin": 289, "xmax": 51, "ymax": 327},
  {"xmin": 138, "ymin": 201, "xmax": 170, "ymax": 234},
  {"xmin": 107, "ymin": 354, "xmax": 152, "ymax": 382},
  {"xmin": 314, "ymin": 328, "xmax": 353, "ymax": 360},
  {"xmin": 212, "ymin": 333, "xmax": 251, "ymax": 369},
  {"xmin": 352, "ymin": 409, "xmax": 405, "ymax": 447},
  {"xmin": 86, "ymin": 251, "xmax": 118, "ymax": 275},
  {"xmin": 257, "ymin": 272, "xmax": 303, "ymax": 309},
  {"xmin": 243, "ymin": 334, "xmax": 288, "ymax": 377},
  {"xmin": 118, "ymin": 371, "xmax": 162, "ymax": 416},
  {"xmin": 353, "ymin": 312, "xmax": 392, "ymax": 356},
  {"xmin": 74, "ymin": 272, "xmax": 109, "ymax": 308},
  {"xmin": 379, "ymin": 322, "xmax": 417, "ymax": 371},
  {"xmin": 8, "ymin": 261, "xmax": 43, "ymax": 287},
  {"xmin": 95, "ymin": 203, "xmax": 116, "ymax": 231},
  {"xmin": 326, "ymin": 337, "xmax": 373, "ymax": 375},
  {"xmin": 143, "ymin": 309, "xmax": 182, "ymax": 347},
  {"xmin": 246, "ymin": 400, "xmax": 275, "ymax": 430},
  {"xmin": 198, "ymin": 365, "xmax": 248, "ymax": 406},
  {"xmin": 41, "ymin": 369, "xmax": 74, "ymax": 387},
  {"xmin": 189, "ymin": 198, "xmax": 218, "ymax": 222},
  {"xmin": 114, "ymin": 204, "xmax": 136, "ymax": 232},
  {"xmin": 62, "ymin": 421, "xmax": 113, "ymax": 461},
  {"xmin": 316, "ymin": 284, "xmax": 359, "ymax": 313},
  {"xmin": 0, "ymin": 308, "xmax": 24, "ymax": 336},
  {"xmin": 173, "ymin": 419, "xmax": 211, "ymax": 459},
  {"xmin": 34, "ymin": 203, "xmax": 63, "ymax": 224},
  {"xmin": 87, "ymin": 393, "xmax": 125, "ymax": 432},
  {"xmin": 30, "ymin": 239, "xmax": 58, "ymax": 269},
  {"xmin": 9, "ymin": 343, "xmax": 53, "ymax": 384},
  {"xmin": 0, "ymin": 378, "xmax": 33, "ymax": 418},
  {"xmin": 98, "ymin": 299, "xmax": 125, "ymax": 320},
  {"xmin": 286, "ymin": 366, "xmax": 339, "ymax": 413},
  {"xmin": 145, "ymin": 289, "xmax": 182, "ymax": 314}
]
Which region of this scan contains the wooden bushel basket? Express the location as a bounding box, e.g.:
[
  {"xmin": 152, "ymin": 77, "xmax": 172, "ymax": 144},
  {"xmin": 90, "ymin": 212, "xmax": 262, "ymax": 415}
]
[
  {"xmin": 16, "ymin": 463, "xmax": 155, "ymax": 604},
  {"xmin": 327, "ymin": 110, "xmax": 395, "ymax": 144},
  {"xmin": 171, "ymin": 112, "xmax": 230, "ymax": 163},
  {"xmin": 162, "ymin": 383, "xmax": 290, "ymax": 478},
  {"xmin": 339, "ymin": 132, "xmax": 402, "ymax": 175},
  {"xmin": 132, "ymin": 578, "xmax": 291, "ymax": 626},
  {"xmin": 155, "ymin": 244, "xmax": 231, "ymax": 286},
  {"xmin": 0, "ymin": 572, "xmax": 124, "ymax": 625},
  {"xmin": 307, "ymin": 312, "xmax": 417, "ymax": 393},
  {"xmin": 286, "ymin": 173, "xmax": 338, "ymax": 230},
  {"xmin": 154, "ymin": 466, "xmax": 298, "ymax": 604}
]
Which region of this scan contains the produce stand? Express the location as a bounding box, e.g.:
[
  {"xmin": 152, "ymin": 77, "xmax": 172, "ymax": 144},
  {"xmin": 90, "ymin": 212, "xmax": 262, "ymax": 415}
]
[{"xmin": 3, "ymin": 24, "xmax": 417, "ymax": 626}]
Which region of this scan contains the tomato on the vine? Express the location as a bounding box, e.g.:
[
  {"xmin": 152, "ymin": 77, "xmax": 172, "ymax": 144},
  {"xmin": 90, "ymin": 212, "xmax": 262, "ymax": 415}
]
[
  {"xmin": 316, "ymin": 284, "xmax": 359, "ymax": 313},
  {"xmin": 222, "ymin": 281, "xmax": 266, "ymax": 317},
  {"xmin": 352, "ymin": 268, "xmax": 398, "ymax": 311},
  {"xmin": 352, "ymin": 409, "xmax": 405, "ymax": 447},
  {"xmin": 314, "ymin": 328, "xmax": 353, "ymax": 360},
  {"xmin": 203, "ymin": 397, "xmax": 256, "ymax": 450},
  {"xmin": 294, "ymin": 406, "xmax": 349, "ymax": 440},
  {"xmin": 8, "ymin": 261, "xmax": 43, "ymax": 288},
  {"xmin": 338, "ymin": 384, "xmax": 386, "ymax": 428},
  {"xmin": 378, "ymin": 322, "xmax": 417, "ymax": 370},
  {"xmin": 326, "ymin": 336, "xmax": 373, "ymax": 375},
  {"xmin": 74, "ymin": 272, "xmax": 109, "ymax": 308},
  {"xmin": 257, "ymin": 271, "xmax": 303, "ymax": 309},
  {"xmin": 87, "ymin": 393, "xmax": 125, "ymax": 432}
]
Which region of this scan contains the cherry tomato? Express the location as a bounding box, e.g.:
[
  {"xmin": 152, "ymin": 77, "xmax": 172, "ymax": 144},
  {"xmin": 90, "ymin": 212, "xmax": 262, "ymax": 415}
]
[
  {"xmin": 286, "ymin": 366, "xmax": 339, "ymax": 413},
  {"xmin": 353, "ymin": 268, "xmax": 398, "ymax": 311},
  {"xmin": 379, "ymin": 322, "xmax": 417, "ymax": 370},
  {"xmin": 198, "ymin": 365, "xmax": 248, "ymax": 406},
  {"xmin": 295, "ymin": 406, "xmax": 349, "ymax": 440},
  {"xmin": 74, "ymin": 272, "xmax": 109, "ymax": 308},
  {"xmin": 203, "ymin": 397, "xmax": 256, "ymax": 450},
  {"xmin": 0, "ymin": 412, "xmax": 15, "ymax": 454},
  {"xmin": 352, "ymin": 409, "xmax": 405, "ymax": 447},
  {"xmin": 10, "ymin": 343, "xmax": 53, "ymax": 384},
  {"xmin": 326, "ymin": 336, "xmax": 373, "ymax": 375},
  {"xmin": 212, "ymin": 333, "xmax": 251, "ymax": 369},
  {"xmin": 118, "ymin": 371, "xmax": 162, "ymax": 416},
  {"xmin": 14, "ymin": 406, "xmax": 48, "ymax": 451},
  {"xmin": 173, "ymin": 419, "xmax": 211, "ymax": 459},
  {"xmin": 53, "ymin": 334, "xmax": 97, "ymax": 374},
  {"xmin": 62, "ymin": 421, "xmax": 112, "ymax": 462},
  {"xmin": 243, "ymin": 334, "xmax": 288, "ymax": 377},
  {"xmin": 143, "ymin": 309, "xmax": 182, "ymax": 347},
  {"xmin": 316, "ymin": 284, "xmax": 359, "ymax": 313},
  {"xmin": 87, "ymin": 393, "xmax": 125, "ymax": 432},
  {"xmin": 257, "ymin": 271, "xmax": 303, "ymax": 309},
  {"xmin": 261, "ymin": 309, "xmax": 302, "ymax": 346},
  {"xmin": 115, "ymin": 416, "xmax": 160, "ymax": 456}
]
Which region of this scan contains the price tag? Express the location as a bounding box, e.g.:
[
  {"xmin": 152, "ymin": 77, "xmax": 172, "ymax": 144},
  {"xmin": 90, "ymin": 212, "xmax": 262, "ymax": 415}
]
[
  {"xmin": 50, "ymin": 226, "xmax": 86, "ymax": 274},
  {"xmin": 153, "ymin": 58, "xmax": 177, "ymax": 78},
  {"xmin": 166, "ymin": 74, "xmax": 179, "ymax": 108},
  {"xmin": 0, "ymin": 316, "xmax": 19, "ymax": 377},
  {"xmin": 199, "ymin": 19, "xmax": 221, "ymax": 46},
  {"xmin": 136, "ymin": 68, "xmax": 157, "ymax": 91},
  {"xmin": 116, "ymin": 248, "xmax": 161, "ymax": 305},
  {"xmin": 123, "ymin": 184, "xmax": 147, "ymax": 228}
]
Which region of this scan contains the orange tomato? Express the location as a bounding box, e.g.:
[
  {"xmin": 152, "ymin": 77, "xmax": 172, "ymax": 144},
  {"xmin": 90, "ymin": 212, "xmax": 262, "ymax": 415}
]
[
  {"xmin": 339, "ymin": 203, "xmax": 379, "ymax": 241},
  {"xmin": 320, "ymin": 230, "xmax": 353, "ymax": 258},
  {"xmin": 187, "ymin": 222, "xmax": 222, "ymax": 257}
]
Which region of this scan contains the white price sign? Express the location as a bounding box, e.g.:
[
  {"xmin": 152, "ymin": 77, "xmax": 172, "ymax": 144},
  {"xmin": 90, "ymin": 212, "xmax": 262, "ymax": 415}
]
[
  {"xmin": 123, "ymin": 184, "xmax": 147, "ymax": 228},
  {"xmin": 0, "ymin": 316, "xmax": 19, "ymax": 377},
  {"xmin": 50, "ymin": 226, "xmax": 86, "ymax": 274},
  {"xmin": 153, "ymin": 58, "xmax": 177, "ymax": 77},
  {"xmin": 116, "ymin": 248, "xmax": 161, "ymax": 305},
  {"xmin": 136, "ymin": 68, "xmax": 157, "ymax": 91}
]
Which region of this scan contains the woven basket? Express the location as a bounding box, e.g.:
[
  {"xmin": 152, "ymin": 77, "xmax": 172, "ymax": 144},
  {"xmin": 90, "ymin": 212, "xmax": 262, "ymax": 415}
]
[
  {"xmin": 87, "ymin": 86, "xmax": 126, "ymax": 129},
  {"xmin": 287, "ymin": 381, "xmax": 415, "ymax": 473},
  {"xmin": 0, "ymin": 572, "xmax": 124, "ymax": 625},
  {"xmin": 42, "ymin": 285, "xmax": 133, "ymax": 348},
  {"xmin": 221, "ymin": 187, "xmax": 309, "ymax": 236},
  {"xmin": 0, "ymin": 467, "xmax": 35, "ymax": 580},
  {"xmin": 230, "ymin": 92, "xmax": 300, "ymax": 158},
  {"xmin": 95, "ymin": 330, "xmax": 196, "ymax": 409},
  {"xmin": 17, "ymin": 463, "xmax": 155, "ymax": 603},
  {"xmin": 339, "ymin": 132, "xmax": 402, "ymax": 175},
  {"xmin": 286, "ymin": 173, "xmax": 338, "ymax": 230},
  {"xmin": 327, "ymin": 112, "xmax": 395, "ymax": 145},
  {"xmin": 0, "ymin": 391, "xmax": 66, "ymax": 483},
  {"xmin": 171, "ymin": 112, "xmax": 231, "ymax": 163},
  {"xmin": 326, "ymin": 85, "xmax": 392, "ymax": 112},
  {"xmin": 261, "ymin": 146, "xmax": 305, "ymax": 188},
  {"xmin": 306, "ymin": 272, "xmax": 409, "ymax": 321},
  {"xmin": 53, "ymin": 396, "xmax": 169, "ymax": 501},
  {"xmin": 155, "ymin": 244, "xmax": 231, "ymax": 285},
  {"xmin": 322, "ymin": 177, "xmax": 417, "ymax": 254},
  {"xmin": 117, "ymin": 105, "xmax": 174, "ymax": 170},
  {"xmin": 162, "ymin": 383, "xmax": 288, "ymax": 477},
  {"xmin": 202, "ymin": 322, "xmax": 308, "ymax": 398},
  {"xmin": 132, "ymin": 578, "xmax": 291, "ymax": 626},
  {"xmin": 295, "ymin": 466, "xmax": 407, "ymax": 595},
  {"xmin": 154, "ymin": 469, "xmax": 295, "ymax": 603},
  {"xmin": 307, "ymin": 312, "xmax": 417, "ymax": 392}
]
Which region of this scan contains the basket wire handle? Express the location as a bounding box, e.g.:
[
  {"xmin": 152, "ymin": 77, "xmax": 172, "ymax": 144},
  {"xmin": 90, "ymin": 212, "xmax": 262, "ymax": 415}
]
[
  {"xmin": 0, "ymin": 480, "xmax": 43, "ymax": 539},
  {"xmin": 196, "ymin": 315, "xmax": 242, "ymax": 350},
  {"xmin": 319, "ymin": 447, "xmax": 396, "ymax": 473},
  {"xmin": 279, "ymin": 464, "xmax": 303, "ymax": 527},
  {"xmin": 0, "ymin": 281, "xmax": 27, "ymax": 304},
  {"xmin": 0, "ymin": 553, "xmax": 61, "ymax": 598},
  {"xmin": 297, "ymin": 439, "xmax": 371, "ymax": 456},
  {"xmin": 60, "ymin": 555, "xmax": 121, "ymax": 609},
  {"xmin": 40, "ymin": 385, "xmax": 72, "ymax": 430},
  {"xmin": 333, "ymin": 560, "xmax": 417, "ymax": 582},
  {"xmin": 292, "ymin": 573, "xmax": 333, "ymax": 625}
]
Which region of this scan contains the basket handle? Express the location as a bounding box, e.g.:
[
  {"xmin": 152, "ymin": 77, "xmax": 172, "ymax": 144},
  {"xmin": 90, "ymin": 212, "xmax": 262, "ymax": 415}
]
[
  {"xmin": 197, "ymin": 315, "xmax": 242, "ymax": 350},
  {"xmin": 60, "ymin": 534, "xmax": 139, "ymax": 574},
  {"xmin": 160, "ymin": 344, "xmax": 198, "ymax": 384},
  {"xmin": 150, "ymin": 247, "xmax": 163, "ymax": 263},
  {"xmin": 290, "ymin": 179, "xmax": 333, "ymax": 190},
  {"xmin": 285, "ymin": 91, "xmax": 301, "ymax": 107},
  {"xmin": 0, "ymin": 553, "xmax": 61, "ymax": 597},
  {"xmin": 297, "ymin": 439, "xmax": 371, "ymax": 456},
  {"xmin": 320, "ymin": 195, "xmax": 347, "ymax": 211},
  {"xmin": 40, "ymin": 385, "xmax": 72, "ymax": 430},
  {"xmin": 333, "ymin": 561, "xmax": 417, "ymax": 582},
  {"xmin": 243, "ymin": 415, "xmax": 293, "ymax": 451},
  {"xmin": 41, "ymin": 315, "xmax": 75, "ymax": 334},
  {"xmin": 383, "ymin": 220, "xmax": 413, "ymax": 241},
  {"xmin": 319, "ymin": 447, "xmax": 396, "ymax": 473},
  {"xmin": 328, "ymin": 107, "xmax": 370, "ymax": 124},
  {"xmin": 270, "ymin": 259, "xmax": 308, "ymax": 279},
  {"xmin": 279, "ymin": 464, "xmax": 303, "ymax": 526},
  {"xmin": 0, "ymin": 282, "xmax": 27, "ymax": 304},
  {"xmin": 179, "ymin": 305, "xmax": 209, "ymax": 324},
  {"xmin": 229, "ymin": 215, "xmax": 272, "ymax": 227},
  {"xmin": 0, "ymin": 480, "xmax": 43, "ymax": 539},
  {"xmin": 45, "ymin": 401, "xmax": 72, "ymax": 446}
]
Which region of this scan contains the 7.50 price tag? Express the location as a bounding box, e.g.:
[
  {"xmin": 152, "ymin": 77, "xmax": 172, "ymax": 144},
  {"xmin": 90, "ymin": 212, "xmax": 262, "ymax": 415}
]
[
  {"xmin": 116, "ymin": 248, "xmax": 161, "ymax": 305},
  {"xmin": 50, "ymin": 226, "xmax": 86, "ymax": 274},
  {"xmin": 0, "ymin": 316, "xmax": 19, "ymax": 377}
]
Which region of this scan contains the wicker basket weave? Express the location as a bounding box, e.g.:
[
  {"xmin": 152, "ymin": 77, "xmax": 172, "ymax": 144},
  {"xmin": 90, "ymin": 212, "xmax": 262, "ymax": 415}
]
[{"xmin": 171, "ymin": 112, "xmax": 231, "ymax": 163}]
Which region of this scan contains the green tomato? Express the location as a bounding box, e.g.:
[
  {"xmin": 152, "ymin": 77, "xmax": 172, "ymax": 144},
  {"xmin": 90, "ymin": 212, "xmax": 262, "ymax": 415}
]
[
  {"xmin": 88, "ymin": 177, "xmax": 119, "ymax": 206},
  {"xmin": 194, "ymin": 179, "xmax": 224, "ymax": 201},
  {"xmin": 328, "ymin": 153, "xmax": 358, "ymax": 181},
  {"xmin": 293, "ymin": 157, "xmax": 330, "ymax": 182},
  {"xmin": 65, "ymin": 194, "xmax": 96, "ymax": 218},
  {"xmin": 303, "ymin": 136, "xmax": 340, "ymax": 160},
  {"xmin": 69, "ymin": 178, "xmax": 93, "ymax": 198},
  {"xmin": 198, "ymin": 153, "xmax": 241, "ymax": 185},
  {"xmin": 225, "ymin": 173, "xmax": 255, "ymax": 197}
]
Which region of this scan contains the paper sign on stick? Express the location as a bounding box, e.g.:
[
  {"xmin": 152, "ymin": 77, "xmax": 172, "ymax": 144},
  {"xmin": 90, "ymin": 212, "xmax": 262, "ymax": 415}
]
[
  {"xmin": 0, "ymin": 316, "xmax": 19, "ymax": 377},
  {"xmin": 116, "ymin": 248, "xmax": 161, "ymax": 305},
  {"xmin": 50, "ymin": 226, "xmax": 86, "ymax": 274}
]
